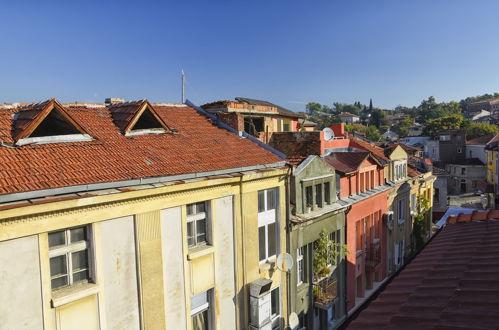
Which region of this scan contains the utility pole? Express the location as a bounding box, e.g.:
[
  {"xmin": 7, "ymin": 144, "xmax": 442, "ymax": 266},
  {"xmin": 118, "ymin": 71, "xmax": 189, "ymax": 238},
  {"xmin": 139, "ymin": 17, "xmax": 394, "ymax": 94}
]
[{"xmin": 181, "ymin": 70, "xmax": 185, "ymax": 103}]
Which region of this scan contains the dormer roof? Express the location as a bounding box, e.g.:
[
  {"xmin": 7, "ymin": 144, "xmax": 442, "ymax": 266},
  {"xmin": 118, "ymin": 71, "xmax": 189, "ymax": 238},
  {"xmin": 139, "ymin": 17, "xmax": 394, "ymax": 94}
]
[
  {"xmin": 108, "ymin": 100, "xmax": 171, "ymax": 135},
  {"xmin": 12, "ymin": 98, "xmax": 89, "ymax": 143}
]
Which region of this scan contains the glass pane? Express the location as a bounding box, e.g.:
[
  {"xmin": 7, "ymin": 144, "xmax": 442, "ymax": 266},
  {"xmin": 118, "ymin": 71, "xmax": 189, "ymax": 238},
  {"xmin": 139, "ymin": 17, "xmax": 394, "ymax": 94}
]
[
  {"xmin": 187, "ymin": 204, "xmax": 194, "ymax": 215},
  {"xmin": 192, "ymin": 309, "xmax": 209, "ymax": 330},
  {"xmin": 70, "ymin": 227, "xmax": 86, "ymax": 243},
  {"xmin": 324, "ymin": 182, "xmax": 330, "ymax": 203},
  {"xmin": 50, "ymin": 255, "xmax": 67, "ymax": 277},
  {"xmin": 48, "ymin": 231, "xmax": 66, "ymax": 248},
  {"xmin": 316, "ymin": 184, "xmax": 322, "ymax": 207},
  {"xmin": 73, "ymin": 270, "xmax": 89, "ymax": 283},
  {"xmin": 271, "ymin": 288, "xmax": 279, "ymax": 316},
  {"xmin": 187, "ymin": 222, "xmax": 195, "ymax": 246},
  {"xmin": 191, "ymin": 291, "xmax": 208, "ymax": 310},
  {"xmin": 196, "ymin": 219, "xmax": 206, "ymax": 237},
  {"xmin": 258, "ymin": 226, "xmax": 266, "ymax": 261},
  {"xmin": 267, "ymin": 188, "xmax": 276, "ymax": 210},
  {"xmin": 267, "ymin": 222, "xmax": 277, "ymax": 258},
  {"xmin": 197, "ymin": 234, "xmax": 206, "ymax": 244},
  {"xmin": 196, "ymin": 202, "xmax": 205, "ymax": 214},
  {"xmin": 51, "ymin": 276, "xmax": 68, "ymax": 289},
  {"xmin": 306, "ymin": 186, "xmax": 313, "ymax": 208},
  {"xmin": 258, "ymin": 191, "xmax": 265, "ymax": 213},
  {"xmin": 72, "ymin": 250, "xmax": 88, "ymax": 271}
]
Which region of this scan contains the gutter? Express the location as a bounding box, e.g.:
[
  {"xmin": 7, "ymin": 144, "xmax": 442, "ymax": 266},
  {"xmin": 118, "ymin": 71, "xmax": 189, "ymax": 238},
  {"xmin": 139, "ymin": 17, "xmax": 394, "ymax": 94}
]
[
  {"xmin": 0, "ymin": 161, "xmax": 286, "ymax": 204},
  {"xmin": 185, "ymin": 99, "xmax": 287, "ymax": 160}
]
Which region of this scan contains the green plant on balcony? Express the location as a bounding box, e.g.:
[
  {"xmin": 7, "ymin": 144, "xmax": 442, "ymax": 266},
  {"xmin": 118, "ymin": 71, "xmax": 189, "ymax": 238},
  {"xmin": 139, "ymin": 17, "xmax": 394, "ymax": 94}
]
[
  {"xmin": 413, "ymin": 195, "xmax": 430, "ymax": 250},
  {"xmin": 313, "ymin": 230, "xmax": 349, "ymax": 281}
]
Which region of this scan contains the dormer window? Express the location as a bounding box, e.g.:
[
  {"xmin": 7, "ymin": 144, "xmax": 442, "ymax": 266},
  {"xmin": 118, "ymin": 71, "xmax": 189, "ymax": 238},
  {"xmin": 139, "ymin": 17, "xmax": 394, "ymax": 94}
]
[
  {"xmin": 301, "ymin": 175, "xmax": 335, "ymax": 213},
  {"xmin": 126, "ymin": 106, "xmax": 167, "ymax": 136},
  {"xmin": 392, "ymin": 160, "xmax": 407, "ymax": 182},
  {"xmin": 109, "ymin": 100, "xmax": 170, "ymax": 136},
  {"xmin": 13, "ymin": 99, "xmax": 92, "ymax": 146}
]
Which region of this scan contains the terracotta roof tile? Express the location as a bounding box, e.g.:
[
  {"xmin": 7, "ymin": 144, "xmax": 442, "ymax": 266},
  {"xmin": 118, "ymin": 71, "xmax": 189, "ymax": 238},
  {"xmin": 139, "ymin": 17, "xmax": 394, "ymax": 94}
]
[
  {"xmin": 349, "ymin": 135, "xmax": 389, "ymax": 164},
  {"xmin": 0, "ymin": 101, "xmax": 282, "ymax": 197},
  {"xmin": 466, "ymin": 134, "xmax": 499, "ymax": 145},
  {"xmin": 324, "ymin": 151, "xmax": 370, "ymax": 174},
  {"xmin": 349, "ymin": 216, "xmax": 499, "ymax": 329}
]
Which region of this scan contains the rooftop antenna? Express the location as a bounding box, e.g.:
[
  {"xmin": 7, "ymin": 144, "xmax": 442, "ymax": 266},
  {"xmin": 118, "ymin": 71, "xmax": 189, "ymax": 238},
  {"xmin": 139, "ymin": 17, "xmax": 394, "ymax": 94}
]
[{"xmin": 181, "ymin": 70, "xmax": 185, "ymax": 104}]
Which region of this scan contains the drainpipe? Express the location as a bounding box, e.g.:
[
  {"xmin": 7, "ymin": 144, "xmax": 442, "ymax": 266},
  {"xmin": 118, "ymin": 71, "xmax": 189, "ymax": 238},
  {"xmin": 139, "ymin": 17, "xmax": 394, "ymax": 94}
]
[{"xmin": 285, "ymin": 164, "xmax": 293, "ymax": 327}]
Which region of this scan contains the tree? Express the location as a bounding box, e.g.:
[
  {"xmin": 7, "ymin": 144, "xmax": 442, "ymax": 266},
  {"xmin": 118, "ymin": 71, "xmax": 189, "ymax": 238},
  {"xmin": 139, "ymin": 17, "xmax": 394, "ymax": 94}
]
[
  {"xmin": 369, "ymin": 98, "xmax": 373, "ymax": 111},
  {"xmin": 391, "ymin": 117, "xmax": 414, "ymax": 136},
  {"xmin": 422, "ymin": 115, "xmax": 464, "ymax": 137},
  {"xmin": 465, "ymin": 122, "xmax": 499, "ymax": 140},
  {"xmin": 418, "ymin": 96, "xmax": 462, "ymax": 122},
  {"xmin": 370, "ymin": 109, "xmax": 389, "ymax": 128},
  {"xmin": 366, "ymin": 126, "xmax": 383, "ymax": 141}
]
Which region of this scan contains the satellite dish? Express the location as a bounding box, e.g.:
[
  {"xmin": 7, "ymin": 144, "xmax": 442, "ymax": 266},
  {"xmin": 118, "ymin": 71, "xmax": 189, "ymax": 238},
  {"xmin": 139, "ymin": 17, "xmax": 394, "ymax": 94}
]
[
  {"xmin": 289, "ymin": 312, "xmax": 299, "ymax": 329},
  {"xmin": 323, "ymin": 127, "xmax": 335, "ymax": 141},
  {"xmin": 276, "ymin": 253, "xmax": 294, "ymax": 272}
]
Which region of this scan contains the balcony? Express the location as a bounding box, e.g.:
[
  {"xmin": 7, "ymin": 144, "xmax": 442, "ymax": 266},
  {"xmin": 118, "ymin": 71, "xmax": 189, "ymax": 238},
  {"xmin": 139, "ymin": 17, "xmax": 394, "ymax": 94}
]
[
  {"xmin": 313, "ymin": 277, "xmax": 338, "ymax": 309},
  {"xmin": 365, "ymin": 242, "xmax": 381, "ymax": 272}
]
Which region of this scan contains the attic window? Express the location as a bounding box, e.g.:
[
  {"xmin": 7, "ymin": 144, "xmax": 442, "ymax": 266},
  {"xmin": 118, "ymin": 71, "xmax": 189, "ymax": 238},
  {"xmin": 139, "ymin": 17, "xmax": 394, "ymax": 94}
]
[
  {"xmin": 30, "ymin": 110, "xmax": 81, "ymax": 137},
  {"xmin": 125, "ymin": 105, "xmax": 168, "ymax": 136},
  {"xmin": 15, "ymin": 100, "xmax": 92, "ymax": 146}
]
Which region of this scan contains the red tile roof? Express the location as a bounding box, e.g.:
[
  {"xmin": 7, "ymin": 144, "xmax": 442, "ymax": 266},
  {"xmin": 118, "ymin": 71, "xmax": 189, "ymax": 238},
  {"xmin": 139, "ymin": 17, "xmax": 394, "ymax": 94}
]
[
  {"xmin": 349, "ymin": 215, "xmax": 499, "ymax": 330},
  {"xmin": 338, "ymin": 112, "xmax": 359, "ymax": 118},
  {"xmin": 466, "ymin": 134, "xmax": 499, "ymax": 145},
  {"xmin": 0, "ymin": 100, "xmax": 282, "ymax": 196},
  {"xmin": 324, "ymin": 151, "xmax": 373, "ymax": 174},
  {"xmin": 349, "ymin": 135, "xmax": 389, "ymax": 164}
]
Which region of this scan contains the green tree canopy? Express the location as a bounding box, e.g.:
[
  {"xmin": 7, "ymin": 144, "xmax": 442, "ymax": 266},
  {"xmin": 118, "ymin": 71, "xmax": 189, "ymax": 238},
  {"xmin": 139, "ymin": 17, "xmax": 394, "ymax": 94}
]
[
  {"xmin": 418, "ymin": 96, "xmax": 462, "ymax": 122},
  {"xmin": 465, "ymin": 122, "xmax": 499, "ymax": 140},
  {"xmin": 422, "ymin": 115, "xmax": 464, "ymax": 137},
  {"xmin": 391, "ymin": 117, "xmax": 414, "ymax": 136}
]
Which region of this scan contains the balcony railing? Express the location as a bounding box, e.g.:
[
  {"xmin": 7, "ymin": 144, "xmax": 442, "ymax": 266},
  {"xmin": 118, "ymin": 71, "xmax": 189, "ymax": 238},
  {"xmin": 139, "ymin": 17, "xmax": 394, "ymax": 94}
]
[
  {"xmin": 313, "ymin": 277, "xmax": 338, "ymax": 308},
  {"xmin": 365, "ymin": 242, "xmax": 381, "ymax": 271}
]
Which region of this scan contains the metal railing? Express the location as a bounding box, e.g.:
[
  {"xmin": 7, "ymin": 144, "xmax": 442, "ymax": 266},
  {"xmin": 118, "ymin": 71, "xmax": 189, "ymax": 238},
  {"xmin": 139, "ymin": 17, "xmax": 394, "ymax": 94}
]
[{"xmin": 313, "ymin": 277, "xmax": 338, "ymax": 306}]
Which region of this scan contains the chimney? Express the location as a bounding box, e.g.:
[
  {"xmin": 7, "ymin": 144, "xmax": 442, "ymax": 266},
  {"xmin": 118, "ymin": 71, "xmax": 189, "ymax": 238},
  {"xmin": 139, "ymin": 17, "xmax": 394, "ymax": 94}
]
[
  {"xmin": 105, "ymin": 98, "xmax": 125, "ymax": 105},
  {"xmin": 330, "ymin": 123, "xmax": 345, "ymax": 137}
]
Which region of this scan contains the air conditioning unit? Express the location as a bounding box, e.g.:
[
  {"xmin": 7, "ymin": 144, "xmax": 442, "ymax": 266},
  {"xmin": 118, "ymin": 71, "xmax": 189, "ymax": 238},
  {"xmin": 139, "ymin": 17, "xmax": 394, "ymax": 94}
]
[
  {"xmin": 384, "ymin": 211, "xmax": 394, "ymax": 231},
  {"xmin": 249, "ymin": 278, "xmax": 273, "ymax": 328}
]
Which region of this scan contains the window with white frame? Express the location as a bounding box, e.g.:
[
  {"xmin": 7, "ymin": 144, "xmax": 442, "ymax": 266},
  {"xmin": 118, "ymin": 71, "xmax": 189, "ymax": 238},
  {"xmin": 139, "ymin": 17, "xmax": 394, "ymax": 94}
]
[
  {"xmin": 393, "ymin": 160, "xmax": 406, "ymax": 181},
  {"xmin": 191, "ymin": 290, "xmax": 212, "ymax": 330},
  {"xmin": 187, "ymin": 201, "xmax": 209, "ymax": 248},
  {"xmin": 258, "ymin": 188, "xmax": 278, "ymax": 262},
  {"xmin": 297, "ymin": 246, "xmax": 305, "ymax": 285},
  {"xmin": 48, "ymin": 226, "xmax": 92, "ymax": 290}
]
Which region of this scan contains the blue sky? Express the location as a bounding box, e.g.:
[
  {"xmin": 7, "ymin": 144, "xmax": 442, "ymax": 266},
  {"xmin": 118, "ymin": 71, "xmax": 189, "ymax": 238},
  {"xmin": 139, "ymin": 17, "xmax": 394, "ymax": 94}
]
[{"xmin": 1, "ymin": 0, "xmax": 499, "ymax": 111}]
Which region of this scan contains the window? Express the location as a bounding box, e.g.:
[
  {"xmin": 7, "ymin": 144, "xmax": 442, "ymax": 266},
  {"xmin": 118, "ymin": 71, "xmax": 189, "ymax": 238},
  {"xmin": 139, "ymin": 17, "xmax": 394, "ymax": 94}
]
[
  {"xmin": 305, "ymin": 186, "xmax": 313, "ymax": 210},
  {"xmin": 191, "ymin": 290, "xmax": 212, "ymax": 330},
  {"xmin": 297, "ymin": 246, "xmax": 305, "ymax": 285},
  {"xmin": 48, "ymin": 226, "xmax": 91, "ymax": 290},
  {"xmin": 457, "ymin": 147, "xmax": 462, "ymax": 153},
  {"xmin": 258, "ymin": 188, "xmax": 278, "ymax": 262},
  {"xmin": 398, "ymin": 199, "xmax": 404, "ymax": 223},
  {"xmin": 315, "ymin": 184, "xmax": 323, "ymax": 208},
  {"xmin": 411, "ymin": 194, "xmax": 416, "ymax": 213},
  {"xmin": 434, "ymin": 188, "xmax": 440, "ymax": 204},
  {"xmin": 324, "ymin": 182, "xmax": 331, "ymax": 204},
  {"xmin": 187, "ymin": 201, "xmax": 209, "ymax": 248},
  {"xmin": 439, "ymin": 135, "xmax": 450, "ymax": 141},
  {"xmin": 327, "ymin": 231, "xmax": 339, "ymax": 266},
  {"xmin": 461, "ymin": 168, "xmax": 466, "ymax": 175},
  {"xmin": 270, "ymin": 287, "xmax": 280, "ymax": 321}
]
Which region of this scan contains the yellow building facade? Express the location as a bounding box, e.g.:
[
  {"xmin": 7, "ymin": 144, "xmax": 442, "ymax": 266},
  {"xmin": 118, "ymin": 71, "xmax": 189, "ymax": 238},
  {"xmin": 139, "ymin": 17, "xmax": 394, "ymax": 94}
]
[{"xmin": 0, "ymin": 167, "xmax": 288, "ymax": 330}]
